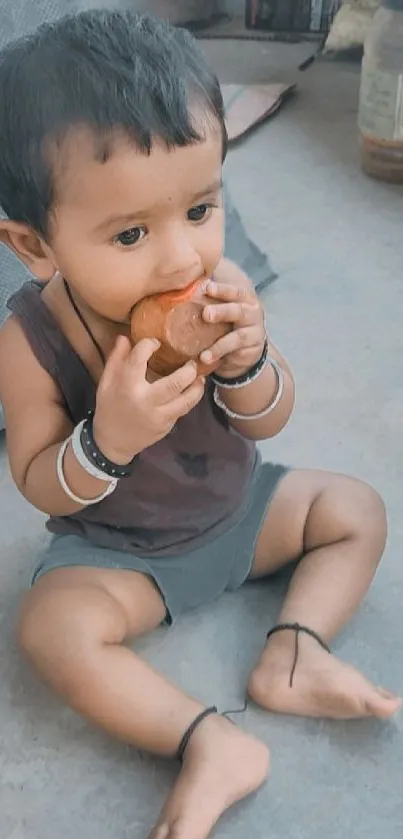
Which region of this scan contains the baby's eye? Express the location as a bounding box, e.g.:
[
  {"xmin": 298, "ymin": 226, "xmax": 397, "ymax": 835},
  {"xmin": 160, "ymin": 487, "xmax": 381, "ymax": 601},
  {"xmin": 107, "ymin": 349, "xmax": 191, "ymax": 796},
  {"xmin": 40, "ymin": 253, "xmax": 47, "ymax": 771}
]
[
  {"xmin": 115, "ymin": 227, "xmax": 146, "ymax": 246},
  {"xmin": 187, "ymin": 203, "xmax": 214, "ymax": 223}
]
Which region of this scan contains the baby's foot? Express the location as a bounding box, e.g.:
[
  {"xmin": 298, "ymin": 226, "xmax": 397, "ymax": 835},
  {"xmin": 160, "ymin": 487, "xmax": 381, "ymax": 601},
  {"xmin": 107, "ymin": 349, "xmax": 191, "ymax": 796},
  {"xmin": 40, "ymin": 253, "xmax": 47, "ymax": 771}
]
[
  {"xmin": 148, "ymin": 715, "xmax": 269, "ymax": 839},
  {"xmin": 248, "ymin": 632, "xmax": 401, "ymax": 720}
]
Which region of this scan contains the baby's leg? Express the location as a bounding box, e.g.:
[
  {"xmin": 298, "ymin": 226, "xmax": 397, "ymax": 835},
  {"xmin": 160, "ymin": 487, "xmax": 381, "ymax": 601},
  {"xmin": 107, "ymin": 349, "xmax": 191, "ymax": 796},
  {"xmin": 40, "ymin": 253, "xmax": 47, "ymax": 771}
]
[
  {"xmin": 247, "ymin": 470, "xmax": 401, "ymax": 719},
  {"xmin": 18, "ymin": 566, "xmax": 268, "ymax": 839}
]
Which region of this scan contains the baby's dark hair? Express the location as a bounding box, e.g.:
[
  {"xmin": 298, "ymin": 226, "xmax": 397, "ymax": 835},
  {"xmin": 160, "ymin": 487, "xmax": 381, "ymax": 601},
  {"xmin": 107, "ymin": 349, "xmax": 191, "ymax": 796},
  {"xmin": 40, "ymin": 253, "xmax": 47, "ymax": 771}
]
[{"xmin": 0, "ymin": 9, "xmax": 226, "ymax": 238}]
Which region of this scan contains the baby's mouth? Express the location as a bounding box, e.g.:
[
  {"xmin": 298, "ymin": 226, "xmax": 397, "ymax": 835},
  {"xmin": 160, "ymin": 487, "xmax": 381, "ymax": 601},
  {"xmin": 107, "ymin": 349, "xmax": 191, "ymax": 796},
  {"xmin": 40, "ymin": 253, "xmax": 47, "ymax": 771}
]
[{"xmin": 128, "ymin": 274, "xmax": 210, "ymax": 323}]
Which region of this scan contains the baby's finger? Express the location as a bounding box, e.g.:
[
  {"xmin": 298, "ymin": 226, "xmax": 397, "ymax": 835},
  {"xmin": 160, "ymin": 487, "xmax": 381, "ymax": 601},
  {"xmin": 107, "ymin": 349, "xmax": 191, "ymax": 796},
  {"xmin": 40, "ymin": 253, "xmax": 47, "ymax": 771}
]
[
  {"xmin": 165, "ymin": 376, "xmax": 206, "ymax": 420},
  {"xmin": 152, "ymin": 360, "xmax": 199, "ymax": 404},
  {"xmin": 129, "ymin": 337, "xmax": 161, "ymax": 370},
  {"xmin": 203, "ymin": 280, "xmax": 253, "ymax": 303},
  {"xmin": 203, "ymin": 300, "xmax": 261, "ymax": 326},
  {"xmin": 148, "ymin": 823, "xmax": 169, "ymax": 839},
  {"xmin": 100, "ymin": 334, "xmax": 132, "ymax": 388},
  {"xmin": 200, "ymin": 327, "xmax": 263, "ymax": 365}
]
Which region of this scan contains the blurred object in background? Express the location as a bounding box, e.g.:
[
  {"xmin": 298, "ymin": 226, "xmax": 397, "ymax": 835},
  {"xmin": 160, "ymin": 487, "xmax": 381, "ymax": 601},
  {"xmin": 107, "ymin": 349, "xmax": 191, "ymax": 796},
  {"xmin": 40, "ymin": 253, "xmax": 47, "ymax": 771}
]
[
  {"xmin": 245, "ymin": 0, "xmax": 342, "ymax": 35},
  {"xmin": 358, "ymin": 0, "xmax": 403, "ymax": 182},
  {"xmin": 123, "ymin": 1, "xmax": 216, "ymax": 26},
  {"xmin": 324, "ymin": 0, "xmax": 379, "ymax": 55},
  {"xmin": 224, "ymin": 82, "xmax": 296, "ymax": 143}
]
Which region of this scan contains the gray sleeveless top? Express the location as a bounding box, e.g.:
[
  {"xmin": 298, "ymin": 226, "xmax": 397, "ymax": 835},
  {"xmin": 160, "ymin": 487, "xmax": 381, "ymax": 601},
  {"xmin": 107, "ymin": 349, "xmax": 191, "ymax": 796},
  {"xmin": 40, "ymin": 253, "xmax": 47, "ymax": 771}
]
[{"xmin": 8, "ymin": 282, "xmax": 258, "ymax": 557}]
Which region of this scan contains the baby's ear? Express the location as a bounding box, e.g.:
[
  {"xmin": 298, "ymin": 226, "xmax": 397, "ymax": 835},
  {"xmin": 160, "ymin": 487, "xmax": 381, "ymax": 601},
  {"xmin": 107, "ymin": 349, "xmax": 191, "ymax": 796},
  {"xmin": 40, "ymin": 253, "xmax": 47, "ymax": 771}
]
[{"xmin": 0, "ymin": 220, "xmax": 56, "ymax": 281}]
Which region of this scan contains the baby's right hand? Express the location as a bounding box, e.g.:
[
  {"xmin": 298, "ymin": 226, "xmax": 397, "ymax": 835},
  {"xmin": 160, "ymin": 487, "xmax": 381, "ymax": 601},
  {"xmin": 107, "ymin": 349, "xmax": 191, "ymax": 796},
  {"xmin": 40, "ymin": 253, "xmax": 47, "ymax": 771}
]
[{"xmin": 93, "ymin": 335, "xmax": 205, "ymax": 464}]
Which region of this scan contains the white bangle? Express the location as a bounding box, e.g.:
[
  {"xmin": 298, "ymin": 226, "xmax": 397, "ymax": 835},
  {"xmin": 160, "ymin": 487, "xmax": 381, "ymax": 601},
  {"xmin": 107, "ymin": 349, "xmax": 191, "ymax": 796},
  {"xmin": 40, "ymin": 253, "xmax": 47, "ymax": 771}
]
[
  {"xmin": 56, "ymin": 437, "xmax": 118, "ymax": 506},
  {"xmin": 213, "ymin": 355, "xmax": 284, "ymax": 421},
  {"xmin": 71, "ymin": 420, "xmax": 115, "ymax": 482}
]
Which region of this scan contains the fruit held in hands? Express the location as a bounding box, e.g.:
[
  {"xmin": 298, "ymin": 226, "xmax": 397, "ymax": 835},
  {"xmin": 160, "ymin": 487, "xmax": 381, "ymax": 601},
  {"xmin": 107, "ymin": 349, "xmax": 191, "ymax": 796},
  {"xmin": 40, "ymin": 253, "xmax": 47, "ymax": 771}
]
[{"xmin": 130, "ymin": 279, "xmax": 230, "ymax": 377}]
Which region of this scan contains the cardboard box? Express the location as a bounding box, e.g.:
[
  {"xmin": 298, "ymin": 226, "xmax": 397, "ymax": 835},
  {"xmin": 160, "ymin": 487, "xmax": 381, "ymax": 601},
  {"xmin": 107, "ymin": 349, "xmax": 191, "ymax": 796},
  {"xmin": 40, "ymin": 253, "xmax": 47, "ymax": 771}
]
[{"xmin": 245, "ymin": 0, "xmax": 341, "ymax": 34}]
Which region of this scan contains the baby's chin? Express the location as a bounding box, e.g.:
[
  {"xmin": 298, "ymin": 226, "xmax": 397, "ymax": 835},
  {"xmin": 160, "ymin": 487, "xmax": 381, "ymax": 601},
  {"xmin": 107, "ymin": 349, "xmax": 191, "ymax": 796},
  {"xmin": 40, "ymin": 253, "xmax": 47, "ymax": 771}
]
[{"xmin": 98, "ymin": 311, "xmax": 131, "ymax": 327}]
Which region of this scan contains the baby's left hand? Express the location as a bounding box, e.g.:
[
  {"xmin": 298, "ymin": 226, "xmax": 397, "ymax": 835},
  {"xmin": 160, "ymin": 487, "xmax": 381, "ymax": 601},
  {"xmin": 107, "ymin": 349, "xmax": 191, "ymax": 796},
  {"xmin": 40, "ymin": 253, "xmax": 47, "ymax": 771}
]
[{"xmin": 200, "ymin": 278, "xmax": 266, "ymax": 379}]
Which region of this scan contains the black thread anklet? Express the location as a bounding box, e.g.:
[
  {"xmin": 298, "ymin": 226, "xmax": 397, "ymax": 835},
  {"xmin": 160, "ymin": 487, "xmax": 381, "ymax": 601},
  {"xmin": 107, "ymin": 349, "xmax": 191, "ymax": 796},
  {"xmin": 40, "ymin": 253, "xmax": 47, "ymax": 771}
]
[
  {"xmin": 266, "ymin": 623, "xmax": 331, "ymax": 688},
  {"xmin": 176, "ymin": 706, "xmax": 218, "ymax": 762}
]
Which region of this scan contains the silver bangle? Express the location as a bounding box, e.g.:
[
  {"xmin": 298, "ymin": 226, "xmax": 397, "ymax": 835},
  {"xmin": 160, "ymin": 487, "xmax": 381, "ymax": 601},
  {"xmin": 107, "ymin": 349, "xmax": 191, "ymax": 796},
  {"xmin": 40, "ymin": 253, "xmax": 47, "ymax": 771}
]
[
  {"xmin": 213, "ymin": 355, "xmax": 284, "ymax": 421},
  {"xmin": 56, "ymin": 437, "xmax": 118, "ymax": 506},
  {"xmin": 71, "ymin": 419, "xmax": 116, "ymax": 482}
]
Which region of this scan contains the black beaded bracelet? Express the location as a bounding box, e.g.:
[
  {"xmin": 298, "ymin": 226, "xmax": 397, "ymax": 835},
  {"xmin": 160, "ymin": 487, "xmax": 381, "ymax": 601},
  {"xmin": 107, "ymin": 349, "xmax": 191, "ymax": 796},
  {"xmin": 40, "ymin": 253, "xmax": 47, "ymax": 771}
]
[
  {"xmin": 80, "ymin": 415, "xmax": 138, "ymax": 479},
  {"xmin": 210, "ymin": 339, "xmax": 268, "ymax": 389}
]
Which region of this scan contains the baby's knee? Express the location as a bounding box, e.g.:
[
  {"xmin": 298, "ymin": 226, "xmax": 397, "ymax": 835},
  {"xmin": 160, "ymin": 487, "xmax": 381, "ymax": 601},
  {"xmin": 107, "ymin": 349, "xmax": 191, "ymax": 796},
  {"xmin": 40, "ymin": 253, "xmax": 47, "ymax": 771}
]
[
  {"xmin": 329, "ymin": 477, "xmax": 387, "ymax": 548},
  {"xmin": 311, "ymin": 475, "xmax": 386, "ymax": 553},
  {"xmin": 348, "ymin": 479, "xmax": 386, "ymax": 535},
  {"xmin": 18, "ymin": 586, "xmax": 79, "ymax": 670},
  {"xmin": 18, "ymin": 578, "xmax": 126, "ymax": 679}
]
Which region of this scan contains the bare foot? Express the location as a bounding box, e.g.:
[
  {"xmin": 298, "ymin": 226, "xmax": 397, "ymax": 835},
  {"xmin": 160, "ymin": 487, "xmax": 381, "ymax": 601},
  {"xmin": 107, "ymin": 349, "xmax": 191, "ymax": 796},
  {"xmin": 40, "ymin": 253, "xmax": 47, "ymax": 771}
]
[
  {"xmin": 148, "ymin": 714, "xmax": 269, "ymax": 839},
  {"xmin": 248, "ymin": 633, "xmax": 401, "ymax": 720}
]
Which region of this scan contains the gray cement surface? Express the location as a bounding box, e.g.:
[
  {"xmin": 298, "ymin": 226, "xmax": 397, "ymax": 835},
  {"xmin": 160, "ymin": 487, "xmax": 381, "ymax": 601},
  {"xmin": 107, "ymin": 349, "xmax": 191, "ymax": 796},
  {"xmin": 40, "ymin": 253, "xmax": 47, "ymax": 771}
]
[{"xmin": 1, "ymin": 41, "xmax": 403, "ymax": 839}]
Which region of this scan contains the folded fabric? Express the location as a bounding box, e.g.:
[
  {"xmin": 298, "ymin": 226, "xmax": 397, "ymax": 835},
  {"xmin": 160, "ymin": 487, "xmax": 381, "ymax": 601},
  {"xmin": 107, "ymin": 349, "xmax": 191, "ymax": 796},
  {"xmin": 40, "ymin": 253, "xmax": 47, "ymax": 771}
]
[{"xmin": 223, "ymin": 82, "xmax": 296, "ymax": 144}]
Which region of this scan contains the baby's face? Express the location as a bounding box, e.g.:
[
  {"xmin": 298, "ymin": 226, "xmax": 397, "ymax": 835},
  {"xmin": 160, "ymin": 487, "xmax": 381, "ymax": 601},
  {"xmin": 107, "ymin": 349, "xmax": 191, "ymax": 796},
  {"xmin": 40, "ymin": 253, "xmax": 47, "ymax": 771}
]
[{"xmin": 47, "ymin": 127, "xmax": 224, "ymax": 324}]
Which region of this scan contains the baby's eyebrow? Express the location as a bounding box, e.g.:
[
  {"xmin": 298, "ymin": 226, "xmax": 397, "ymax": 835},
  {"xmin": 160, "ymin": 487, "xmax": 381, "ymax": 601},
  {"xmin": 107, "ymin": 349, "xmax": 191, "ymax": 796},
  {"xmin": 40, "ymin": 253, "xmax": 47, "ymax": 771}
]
[
  {"xmin": 93, "ymin": 212, "xmax": 145, "ymax": 234},
  {"xmin": 93, "ymin": 179, "xmax": 223, "ymax": 233},
  {"xmin": 191, "ymin": 178, "xmax": 223, "ymax": 203}
]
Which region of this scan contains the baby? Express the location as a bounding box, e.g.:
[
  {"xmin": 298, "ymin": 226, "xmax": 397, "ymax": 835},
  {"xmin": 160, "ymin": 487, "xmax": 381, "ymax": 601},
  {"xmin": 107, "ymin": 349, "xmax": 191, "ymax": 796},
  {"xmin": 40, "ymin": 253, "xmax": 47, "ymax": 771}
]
[{"xmin": 0, "ymin": 10, "xmax": 399, "ymax": 839}]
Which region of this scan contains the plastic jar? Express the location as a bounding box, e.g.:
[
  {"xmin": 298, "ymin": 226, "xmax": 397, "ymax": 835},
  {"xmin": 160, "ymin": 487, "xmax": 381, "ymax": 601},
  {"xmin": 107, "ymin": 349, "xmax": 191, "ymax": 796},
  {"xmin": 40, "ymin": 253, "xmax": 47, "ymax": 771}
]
[{"xmin": 358, "ymin": 0, "xmax": 403, "ymax": 183}]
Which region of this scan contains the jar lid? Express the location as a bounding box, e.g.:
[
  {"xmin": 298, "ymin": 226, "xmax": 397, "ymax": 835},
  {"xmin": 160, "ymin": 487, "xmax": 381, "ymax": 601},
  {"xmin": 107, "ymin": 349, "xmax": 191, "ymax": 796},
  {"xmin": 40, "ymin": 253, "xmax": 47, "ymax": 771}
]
[{"xmin": 382, "ymin": 0, "xmax": 403, "ymax": 10}]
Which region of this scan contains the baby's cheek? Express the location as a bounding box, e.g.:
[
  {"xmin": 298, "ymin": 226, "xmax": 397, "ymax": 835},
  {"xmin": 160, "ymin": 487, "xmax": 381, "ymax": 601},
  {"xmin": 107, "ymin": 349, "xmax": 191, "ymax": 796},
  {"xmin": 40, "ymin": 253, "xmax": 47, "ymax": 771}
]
[
  {"xmin": 203, "ymin": 215, "xmax": 224, "ymax": 275},
  {"xmin": 94, "ymin": 254, "xmax": 149, "ymax": 312}
]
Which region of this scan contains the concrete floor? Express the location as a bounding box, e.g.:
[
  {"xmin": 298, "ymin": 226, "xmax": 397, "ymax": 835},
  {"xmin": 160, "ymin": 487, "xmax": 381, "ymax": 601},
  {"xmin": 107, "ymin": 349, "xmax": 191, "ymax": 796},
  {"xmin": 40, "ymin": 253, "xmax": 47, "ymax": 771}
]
[{"xmin": 2, "ymin": 40, "xmax": 403, "ymax": 839}]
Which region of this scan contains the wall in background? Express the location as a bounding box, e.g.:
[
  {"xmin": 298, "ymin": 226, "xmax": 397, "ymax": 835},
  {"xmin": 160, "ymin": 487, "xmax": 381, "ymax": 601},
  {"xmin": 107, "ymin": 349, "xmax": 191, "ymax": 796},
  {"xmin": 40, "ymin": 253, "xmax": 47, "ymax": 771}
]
[
  {"xmin": 131, "ymin": 1, "xmax": 216, "ymax": 22},
  {"xmin": 131, "ymin": 1, "xmax": 245, "ymax": 23},
  {"xmin": 218, "ymin": 0, "xmax": 244, "ymax": 13}
]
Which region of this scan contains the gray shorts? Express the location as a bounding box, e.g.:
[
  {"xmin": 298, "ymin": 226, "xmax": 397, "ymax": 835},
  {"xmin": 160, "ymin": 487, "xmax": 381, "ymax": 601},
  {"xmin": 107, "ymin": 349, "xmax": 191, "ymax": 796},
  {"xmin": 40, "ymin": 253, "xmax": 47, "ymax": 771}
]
[{"xmin": 32, "ymin": 462, "xmax": 289, "ymax": 624}]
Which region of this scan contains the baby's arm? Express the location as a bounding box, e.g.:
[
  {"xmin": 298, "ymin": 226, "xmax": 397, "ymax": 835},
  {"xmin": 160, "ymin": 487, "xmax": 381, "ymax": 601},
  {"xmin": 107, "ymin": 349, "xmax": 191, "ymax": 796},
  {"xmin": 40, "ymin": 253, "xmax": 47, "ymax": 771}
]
[
  {"xmin": 205, "ymin": 259, "xmax": 295, "ymax": 440},
  {"xmin": 220, "ymin": 336, "xmax": 295, "ymax": 441},
  {"xmin": 0, "ymin": 317, "xmax": 112, "ymax": 515},
  {"xmin": 0, "ymin": 316, "xmax": 206, "ymax": 516}
]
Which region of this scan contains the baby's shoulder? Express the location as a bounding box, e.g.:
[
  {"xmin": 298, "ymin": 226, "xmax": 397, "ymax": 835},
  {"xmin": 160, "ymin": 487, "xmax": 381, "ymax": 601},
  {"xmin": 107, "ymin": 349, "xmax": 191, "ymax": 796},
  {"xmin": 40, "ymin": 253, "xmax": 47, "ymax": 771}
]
[{"xmin": 0, "ymin": 313, "xmax": 61, "ymax": 411}]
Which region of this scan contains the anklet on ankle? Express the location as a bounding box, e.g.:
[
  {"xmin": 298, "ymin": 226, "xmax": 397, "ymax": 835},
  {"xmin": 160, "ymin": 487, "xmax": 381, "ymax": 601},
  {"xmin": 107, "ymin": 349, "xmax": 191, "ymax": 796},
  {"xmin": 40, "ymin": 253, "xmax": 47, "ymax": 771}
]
[
  {"xmin": 266, "ymin": 623, "xmax": 331, "ymax": 688},
  {"xmin": 177, "ymin": 706, "xmax": 218, "ymax": 762}
]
